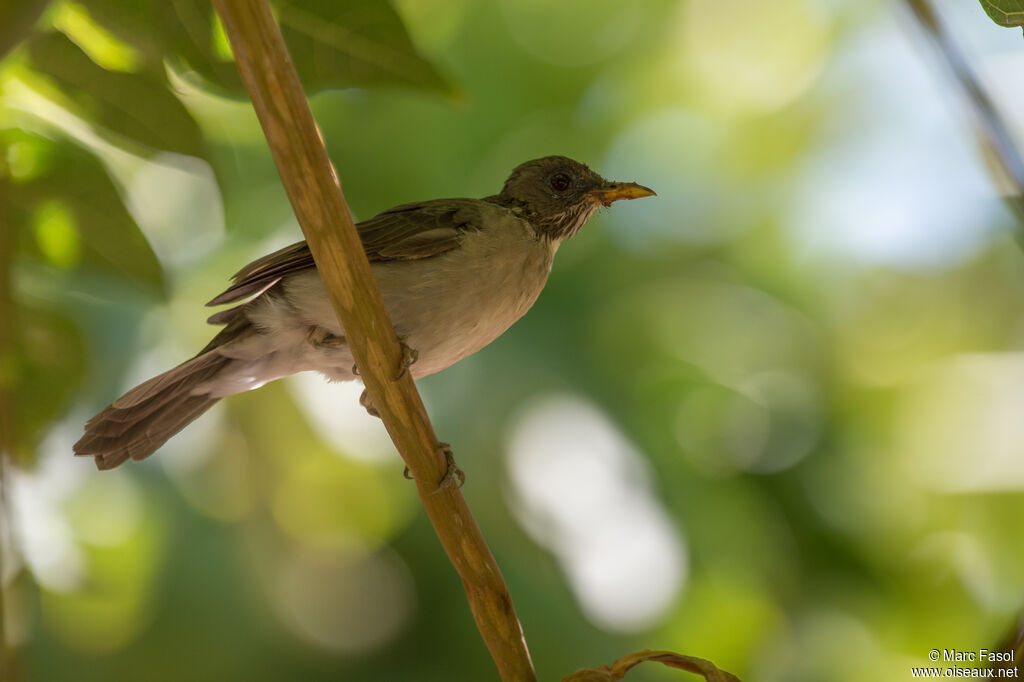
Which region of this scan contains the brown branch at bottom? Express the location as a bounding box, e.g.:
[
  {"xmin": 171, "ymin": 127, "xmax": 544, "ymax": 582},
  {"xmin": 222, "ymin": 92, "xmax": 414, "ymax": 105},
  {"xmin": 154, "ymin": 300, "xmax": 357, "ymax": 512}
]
[
  {"xmin": 209, "ymin": 2, "xmax": 536, "ymax": 680},
  {"xmin": 563, "ymin": 649, "xmax": 744, "ymax": 682}
]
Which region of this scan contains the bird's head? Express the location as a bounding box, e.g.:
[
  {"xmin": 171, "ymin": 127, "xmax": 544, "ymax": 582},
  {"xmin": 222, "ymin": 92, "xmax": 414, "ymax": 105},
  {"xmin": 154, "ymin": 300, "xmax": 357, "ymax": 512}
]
[{"xmin": 497, "ymin": 155, "xmax": 656, "ymax": 241}]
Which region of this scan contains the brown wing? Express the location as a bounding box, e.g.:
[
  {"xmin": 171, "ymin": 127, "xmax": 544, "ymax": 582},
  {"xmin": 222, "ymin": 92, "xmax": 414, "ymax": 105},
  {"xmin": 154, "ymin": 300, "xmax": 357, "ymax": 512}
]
[{"xmin": 206, "ymin": 199, "xmax": 485, "ymax": 309}]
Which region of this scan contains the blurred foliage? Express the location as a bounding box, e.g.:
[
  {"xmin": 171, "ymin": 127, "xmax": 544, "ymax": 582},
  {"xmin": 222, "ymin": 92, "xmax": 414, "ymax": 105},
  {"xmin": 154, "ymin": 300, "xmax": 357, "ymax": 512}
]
[
  {"xmin": 0, "ymin": 1, "xmax": 51, "ymax": 61},
  {"xmin": 25, "ymin": 31, "xmax": 205, "ymax": 157},
  {"xmin": 2, "ymin": 1, "xmax": 1024, "ymax": 681}
]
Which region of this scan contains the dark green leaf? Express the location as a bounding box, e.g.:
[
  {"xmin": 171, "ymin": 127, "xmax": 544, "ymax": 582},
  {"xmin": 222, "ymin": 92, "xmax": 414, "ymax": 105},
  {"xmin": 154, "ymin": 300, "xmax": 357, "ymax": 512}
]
[
  {"xmin": 4, "ymin": 130, "xmax": 166, "ymax": 293},
  {"xmin": 25, "ymin": 31, "xmax": 205, "ymax": 158},
  {"xmin": 277, "ymin": 0, "xmax": 451, "ymax": 93},
  {"xmin": 980, "ymin": 0, "xmax": 1024, "ymax": 27},
  {"xmin": 76, "ymin": 0, "xmax": 242, "ymax": 93},
  {"xmin": 0, "ymin": 0, "xmax": 51, "ymax": 60}
]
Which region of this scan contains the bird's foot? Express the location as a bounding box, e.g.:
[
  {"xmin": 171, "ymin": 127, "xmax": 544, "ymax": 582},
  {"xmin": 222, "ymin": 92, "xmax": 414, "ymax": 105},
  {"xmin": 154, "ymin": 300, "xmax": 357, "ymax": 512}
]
[
  {"xmin": 348, "ymin": 337, "xmax": 416, "ymax": 379},
  {"xmin": 359, "ymin": 388, "xmax": 380, "ymax": 419},
  {"xmin": 433, "ymin": 443, "xmax": 465, "ymax": 493},
  {"xmin": 394, "ymin": 336, "xmax": 419, "ymax": 380},
  {"xmin": 307, "ymin": 326, "xmax": 346, "ymax": 348},
  {"xmin": 403, "ymin": 442, "xmax": 465, "ymax": 494}
]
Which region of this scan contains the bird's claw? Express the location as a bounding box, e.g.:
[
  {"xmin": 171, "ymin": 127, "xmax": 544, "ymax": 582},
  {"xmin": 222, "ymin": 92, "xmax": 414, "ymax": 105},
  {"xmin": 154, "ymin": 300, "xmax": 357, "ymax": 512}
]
[
  {"xmin": 359, "ymin": 388, "xmax": 380, "ymax": 419},
  {"xmin": 432, "ymin": 443, "xmax": 465, "ymax": 493},
  {"xmin": 351, "ymin": 338, "xmax": 416, "ymax": 380},
  {"xmin": 403, "ymin": 442, "xmax": 465, "ymax": 493},
  {"xmin": 307, "ymin": 327, "xmax": 346, "ymax": 348},
  {"xmin": 395, "ymin": 337, "xmax": 419, "ymax": 380}
]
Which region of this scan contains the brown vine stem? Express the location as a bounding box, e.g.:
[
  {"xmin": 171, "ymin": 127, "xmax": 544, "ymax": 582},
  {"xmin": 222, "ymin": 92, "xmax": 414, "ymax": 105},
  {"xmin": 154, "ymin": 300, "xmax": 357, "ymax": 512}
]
[
  {"xmin": 904, "ymin": 0, "xmax": 1024, "ymax": 227},
  {"xmin": 209, "ymin": 2, "xmax": 536, "ymax": 680}
]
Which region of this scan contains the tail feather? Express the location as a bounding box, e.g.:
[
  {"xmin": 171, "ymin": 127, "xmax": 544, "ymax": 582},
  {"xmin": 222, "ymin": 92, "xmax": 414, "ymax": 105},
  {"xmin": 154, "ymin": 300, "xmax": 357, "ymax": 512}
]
[
  {"xmin": 78, "ymin": 352, "xmax": 227, "ymax": 439},
  {"xmin": 111, "ymin": 350, "xmax": 229, "ymax": 409},
  {"xmin": 74, "ymin": 351, "xmax": 233, "ymax": 469},
  {"xmin": 90, "ymin": 395, "xmax": 219, "ymax": 470}
]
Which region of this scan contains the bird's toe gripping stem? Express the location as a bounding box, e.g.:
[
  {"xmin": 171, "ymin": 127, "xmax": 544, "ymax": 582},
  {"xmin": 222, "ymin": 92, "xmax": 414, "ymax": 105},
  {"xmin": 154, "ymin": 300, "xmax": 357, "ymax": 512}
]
[
  {"xmin": 359, "ymin": 388, "xmax": 379, "ymax": 418},
  {"xmin": 403, "ymin": 442, "xmax": 464, "ymax": 494},
  {"xmin": 394, "ymin": 336, "xmax": 418, "ymax": 380},
  {"xmin": 350, "ymin": 336, "xmax": 418, "ymax": 381},
  {"xmin": 307, "ymin": 326, "xmax": 346, "ymax": 348}
]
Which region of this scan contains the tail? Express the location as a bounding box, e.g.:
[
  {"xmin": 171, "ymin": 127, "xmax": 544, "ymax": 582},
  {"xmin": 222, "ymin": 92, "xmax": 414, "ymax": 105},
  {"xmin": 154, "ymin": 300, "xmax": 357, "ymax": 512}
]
[{"xmin": 74, "ymin": 316, "xmax": 254, "ymax": 470}]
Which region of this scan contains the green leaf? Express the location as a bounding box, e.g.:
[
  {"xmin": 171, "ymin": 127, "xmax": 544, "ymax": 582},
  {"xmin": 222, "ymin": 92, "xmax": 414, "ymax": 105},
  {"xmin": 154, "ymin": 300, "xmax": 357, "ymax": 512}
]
[
  {"xmin": 25, "ymin": 31, "xmax": 205, "ymax": 158},
  {"xmin": 980, "ymin": 0, "xmax": 1024, "ymax": 27},
  {"xmin": 277, "ymin": 0, "xmax": 451, "ymax": 93},
  {"xmin": 5, "ymin": 130, "xmax": 166, "ymax": 293},
  {"xmin": 0, "ymin": 0, "xmax": 51, "ymax": 60}
]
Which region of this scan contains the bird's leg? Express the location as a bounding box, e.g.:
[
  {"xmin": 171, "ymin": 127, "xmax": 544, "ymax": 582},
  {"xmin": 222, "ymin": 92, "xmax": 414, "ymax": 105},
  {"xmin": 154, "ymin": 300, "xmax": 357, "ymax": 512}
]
[
  {"xmin": 394, "ymin": 336, "xmax": 419, "ymax": 380},
  {"xmin": 359, "ymin": 388, "xmax": 379, "ymax": 418},
  {"xmin": 352, "ymin": 335, "xmax": 448, "ymax": 489},
  {"xmin": 360, "ymin": 388, "xmax": 463, "ymax": 490},
  {"xmin": 307, "ymin": 326, "xmax": 346, "ymax": 348},
  {"xmin": 403, "ymin": 442, "xmax": 465, "ymax": 494}
]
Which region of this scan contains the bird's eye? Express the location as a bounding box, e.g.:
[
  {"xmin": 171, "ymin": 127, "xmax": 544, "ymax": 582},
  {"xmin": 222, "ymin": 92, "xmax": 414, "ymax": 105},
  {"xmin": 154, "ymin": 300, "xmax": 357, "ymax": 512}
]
[{"xmin": 549, "ymin": 173, "xmax": 571, "ymax": 192}]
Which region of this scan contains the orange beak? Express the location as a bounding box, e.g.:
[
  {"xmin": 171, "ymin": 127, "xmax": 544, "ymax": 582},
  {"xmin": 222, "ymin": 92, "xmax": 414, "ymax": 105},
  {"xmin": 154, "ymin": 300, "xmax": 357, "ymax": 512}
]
[{"xmin": 588, "ymin": 181, "xmax": 657, "ymax": 207}]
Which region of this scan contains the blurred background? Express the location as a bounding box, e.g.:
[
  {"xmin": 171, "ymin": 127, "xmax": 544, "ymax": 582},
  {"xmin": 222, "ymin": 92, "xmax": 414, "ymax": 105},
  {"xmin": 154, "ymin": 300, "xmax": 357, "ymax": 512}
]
[{"xmin": 2, "ymin": 0, "xmax": 1024, "ymax": 680}]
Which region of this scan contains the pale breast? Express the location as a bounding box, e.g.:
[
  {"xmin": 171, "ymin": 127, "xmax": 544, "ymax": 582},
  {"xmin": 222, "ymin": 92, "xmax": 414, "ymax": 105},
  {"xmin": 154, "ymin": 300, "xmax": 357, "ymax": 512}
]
[{"xmin": 375, "ymin": 208, "xmax": 558, "ymax": 377}]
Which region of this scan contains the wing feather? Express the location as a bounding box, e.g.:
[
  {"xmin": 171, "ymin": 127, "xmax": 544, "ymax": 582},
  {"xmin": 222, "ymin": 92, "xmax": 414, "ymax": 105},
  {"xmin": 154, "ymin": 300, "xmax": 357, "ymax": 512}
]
[{"xmin": 205, "ymin": 199, "xmax": 485, "ymax": 311}]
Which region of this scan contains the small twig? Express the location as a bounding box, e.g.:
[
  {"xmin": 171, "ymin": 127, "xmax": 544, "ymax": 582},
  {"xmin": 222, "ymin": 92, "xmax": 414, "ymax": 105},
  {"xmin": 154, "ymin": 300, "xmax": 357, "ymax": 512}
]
[
  {"xmin": 904, "ymin": 0, "xmax": 1024, "ymax": 229},
  {"xmin": 209, "ymin": 2, "xmax": 536, "ymax": 680}
]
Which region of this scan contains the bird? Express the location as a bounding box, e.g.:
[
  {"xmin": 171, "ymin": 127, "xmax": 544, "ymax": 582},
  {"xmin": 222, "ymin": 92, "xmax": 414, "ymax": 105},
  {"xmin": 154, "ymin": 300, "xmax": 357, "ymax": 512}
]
[{"xmin": 73, "ymin": 155, "xmax": 655, "ymax": 470}]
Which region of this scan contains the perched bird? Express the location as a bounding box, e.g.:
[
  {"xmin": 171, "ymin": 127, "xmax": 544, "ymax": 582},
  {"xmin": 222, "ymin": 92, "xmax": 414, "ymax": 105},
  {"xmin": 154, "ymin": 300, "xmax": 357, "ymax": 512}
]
[{"xmin": 74, "ymin": 156, "xmax": 655, "ymax": 470}]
